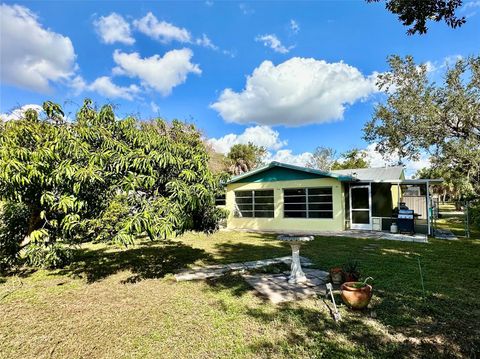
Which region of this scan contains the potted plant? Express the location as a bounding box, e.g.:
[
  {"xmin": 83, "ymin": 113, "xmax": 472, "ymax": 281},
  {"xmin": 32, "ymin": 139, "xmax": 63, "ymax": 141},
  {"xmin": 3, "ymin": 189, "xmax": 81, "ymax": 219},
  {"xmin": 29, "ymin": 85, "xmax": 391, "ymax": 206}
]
[
  {"xmin": 342, "ymin": 260, "xmax": 360, "ymax": 282},
  {"xmin": 330, "ymin": 266, "xmax": 343, "ymax": 284},
  {"xmin": 340, "ymin": 277, "xmax": 374, "ymax": 310}
]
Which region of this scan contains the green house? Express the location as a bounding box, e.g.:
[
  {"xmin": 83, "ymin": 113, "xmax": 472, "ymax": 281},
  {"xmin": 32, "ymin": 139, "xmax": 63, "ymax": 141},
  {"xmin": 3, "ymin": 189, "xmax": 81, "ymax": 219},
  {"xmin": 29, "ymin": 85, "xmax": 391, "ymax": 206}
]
[{"xmin": 225, "ymin": 161, "xmax": 442, "ymax": 235}]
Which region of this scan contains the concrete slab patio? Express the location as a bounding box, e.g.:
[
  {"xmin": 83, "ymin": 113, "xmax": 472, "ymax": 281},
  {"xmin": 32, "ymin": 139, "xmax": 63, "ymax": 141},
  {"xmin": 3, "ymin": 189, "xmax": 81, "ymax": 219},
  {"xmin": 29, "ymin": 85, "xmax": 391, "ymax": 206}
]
[
  {"xmin": 174, "ymin": 256, "xmax": 313, "ymax": 281},
  {"xmin": 243, "ymin": 268, "xmax": 329, "ymax": 304},
  {"xmin": 175, "ymin": 256, "xmax": 328, "ymax": 303}
]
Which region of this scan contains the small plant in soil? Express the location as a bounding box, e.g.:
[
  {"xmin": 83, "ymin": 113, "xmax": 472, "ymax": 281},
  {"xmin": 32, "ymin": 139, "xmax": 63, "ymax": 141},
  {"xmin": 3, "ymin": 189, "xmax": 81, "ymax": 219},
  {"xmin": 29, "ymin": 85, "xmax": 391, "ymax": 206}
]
[{"xmin": 342, "ymin": 259, "xmax": 361, "ymax": 282}]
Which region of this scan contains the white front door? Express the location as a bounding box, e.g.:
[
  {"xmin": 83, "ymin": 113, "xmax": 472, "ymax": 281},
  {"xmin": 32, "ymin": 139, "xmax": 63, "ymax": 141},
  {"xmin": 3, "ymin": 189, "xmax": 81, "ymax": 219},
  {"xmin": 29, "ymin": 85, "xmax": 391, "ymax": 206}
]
[{"xmin": 350, "ymin": 185, "xmax": 372, "ymax": 230}]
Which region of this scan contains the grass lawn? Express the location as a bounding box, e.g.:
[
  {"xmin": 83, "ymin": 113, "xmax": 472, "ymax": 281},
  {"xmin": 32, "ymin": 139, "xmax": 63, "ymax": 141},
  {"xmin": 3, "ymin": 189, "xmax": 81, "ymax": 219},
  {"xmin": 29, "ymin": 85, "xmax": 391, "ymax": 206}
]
[
  {"xmin": 436, "ymin": 203, "xmax": 480, "ymax": 239},
  {"xmin": 1, "ymin": 231, "xmax": 479, "ymax": 358}
]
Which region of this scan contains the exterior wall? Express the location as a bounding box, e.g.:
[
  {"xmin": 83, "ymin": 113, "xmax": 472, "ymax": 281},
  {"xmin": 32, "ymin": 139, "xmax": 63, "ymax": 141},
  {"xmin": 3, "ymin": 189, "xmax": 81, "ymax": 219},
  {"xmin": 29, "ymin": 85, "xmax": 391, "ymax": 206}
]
[
  {"xmin": 371, "ymin": 183, "xmax": 394, "ymax": 217},
  {"xmin": 391, "ymin": 183, "xmax": 401, "ymax": 208},
  {"xmin": 226, "ymin": 178, "xmax": 345, "ymax": 233}
]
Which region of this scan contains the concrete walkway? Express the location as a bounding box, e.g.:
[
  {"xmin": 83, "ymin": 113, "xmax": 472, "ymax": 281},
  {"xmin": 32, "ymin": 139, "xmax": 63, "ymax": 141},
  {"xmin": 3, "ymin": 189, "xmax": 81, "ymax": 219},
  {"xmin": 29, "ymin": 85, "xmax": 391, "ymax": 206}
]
[
  {"xmin": 325, "ymin": 230, "xmax": 428, "ymax": 243},
  {"xmin": 174, "ymin": 256, "xmax": 313, "ymax": 281},
  {"xmin": 223, "ymin": 228, "xmax": 428, "ymax": 243},
  {"xmin": 175, "ymin": 256, "xmax": 329, "ymax": 304},
  {"xmin": 434, "ymin": 228, "xmax": 458, "ymax": 240}
]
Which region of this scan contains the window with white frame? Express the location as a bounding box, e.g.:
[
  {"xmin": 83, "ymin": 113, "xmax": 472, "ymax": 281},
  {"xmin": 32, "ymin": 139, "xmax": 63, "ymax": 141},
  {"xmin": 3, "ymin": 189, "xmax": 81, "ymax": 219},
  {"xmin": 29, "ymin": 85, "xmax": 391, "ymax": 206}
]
[
  {"xmin": 234, "ymin": 190, "xmax": 274, "ymax": 218},
  {"xmin": 283, "ymin": 187, "xmax": 333, "ymax": 218}
]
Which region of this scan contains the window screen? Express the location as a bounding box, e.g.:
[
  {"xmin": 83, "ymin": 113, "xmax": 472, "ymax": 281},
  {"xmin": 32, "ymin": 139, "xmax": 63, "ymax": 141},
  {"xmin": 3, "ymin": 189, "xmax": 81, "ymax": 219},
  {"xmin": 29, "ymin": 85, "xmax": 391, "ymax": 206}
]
[
  {"xmin": 234, "ymin": 190, "xmax": 274, "ymax": 218},
  {"xmin": 283, "ymin": 187, "xmax": 333, "ymax": 218}
]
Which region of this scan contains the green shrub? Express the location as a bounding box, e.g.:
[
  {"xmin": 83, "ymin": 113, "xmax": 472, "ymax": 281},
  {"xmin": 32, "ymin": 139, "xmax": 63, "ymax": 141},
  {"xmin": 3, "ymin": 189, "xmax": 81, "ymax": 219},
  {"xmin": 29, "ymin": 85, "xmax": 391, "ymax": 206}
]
[
  {"xmin": 0, "ymin": 201, "xmax": 29, "ymax": 272},
  {"xmin": 23, "ymin": 242, "xmax": 73, "ymax": 269},
  {"xmin": 469, "ymin": 202, "xmax": 480, "ymax": 230},
  {"xmin": 89, "ymin": 194, "xmax": 132, "ymax": 244}
]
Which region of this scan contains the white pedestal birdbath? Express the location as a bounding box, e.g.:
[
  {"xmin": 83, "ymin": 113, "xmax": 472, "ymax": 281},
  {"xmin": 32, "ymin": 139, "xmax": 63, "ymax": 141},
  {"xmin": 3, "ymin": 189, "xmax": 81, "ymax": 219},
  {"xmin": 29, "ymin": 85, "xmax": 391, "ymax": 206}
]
[{"xmin": 277, "ymin": 234, "xmax": 314, "ymax": 284}]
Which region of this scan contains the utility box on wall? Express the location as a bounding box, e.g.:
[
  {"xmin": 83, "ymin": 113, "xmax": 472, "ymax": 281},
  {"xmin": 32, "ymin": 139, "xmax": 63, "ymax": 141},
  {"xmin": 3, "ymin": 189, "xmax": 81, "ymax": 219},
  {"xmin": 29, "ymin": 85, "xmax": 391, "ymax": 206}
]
[{"xmin": 372, "ymin": 217, "xmax": 382, "ymax": 231}]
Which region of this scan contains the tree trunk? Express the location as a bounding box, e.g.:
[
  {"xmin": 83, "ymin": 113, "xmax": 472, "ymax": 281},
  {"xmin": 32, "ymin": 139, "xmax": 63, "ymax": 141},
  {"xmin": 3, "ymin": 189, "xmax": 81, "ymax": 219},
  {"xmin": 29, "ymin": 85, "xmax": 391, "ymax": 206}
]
[{"xmin": 20, "ymin": 208, "xmax": 42, "ymax": 247}]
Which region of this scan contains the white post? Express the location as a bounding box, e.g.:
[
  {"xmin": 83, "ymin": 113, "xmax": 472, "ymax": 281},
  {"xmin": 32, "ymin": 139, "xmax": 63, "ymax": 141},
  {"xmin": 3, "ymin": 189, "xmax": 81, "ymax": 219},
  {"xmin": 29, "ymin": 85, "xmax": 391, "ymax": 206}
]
[
  {"xmin": 397, "ymin": 182, "xmax": 401, "ymax": 208},
  {"xmin": 288, "ymin": 243, "xmax": 307, "ymax": 284},
  {"xmin": 426, "ymin": 180, "xmax": 431, "ymax": 236}
]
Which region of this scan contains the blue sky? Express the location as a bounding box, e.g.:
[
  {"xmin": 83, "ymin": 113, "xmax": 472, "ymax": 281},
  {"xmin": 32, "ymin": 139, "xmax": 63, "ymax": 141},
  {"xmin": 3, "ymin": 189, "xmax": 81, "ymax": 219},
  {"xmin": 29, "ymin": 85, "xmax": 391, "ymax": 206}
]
[{"xmin": 1, "ymin": 0, "xmax": 479, "ymax": 174}]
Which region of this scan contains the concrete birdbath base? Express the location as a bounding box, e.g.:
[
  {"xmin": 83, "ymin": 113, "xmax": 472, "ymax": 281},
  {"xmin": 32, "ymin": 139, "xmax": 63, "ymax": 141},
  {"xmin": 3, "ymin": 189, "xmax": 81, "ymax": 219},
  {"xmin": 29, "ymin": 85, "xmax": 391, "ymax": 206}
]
[{"xmin": 277, "ymin": 234, "xmax": 314, "ymax": 284}]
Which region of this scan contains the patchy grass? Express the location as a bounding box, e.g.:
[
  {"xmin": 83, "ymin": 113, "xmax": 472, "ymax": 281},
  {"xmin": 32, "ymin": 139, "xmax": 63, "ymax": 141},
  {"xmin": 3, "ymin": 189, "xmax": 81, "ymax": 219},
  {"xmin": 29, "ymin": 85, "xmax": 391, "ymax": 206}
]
[
  {"xmin": 1, "ymin": 232, "xmax": 479, "ymax": 358},
  {"xmin": 436, "ymin": 203, "xmax": 480, "ymax": 239}
]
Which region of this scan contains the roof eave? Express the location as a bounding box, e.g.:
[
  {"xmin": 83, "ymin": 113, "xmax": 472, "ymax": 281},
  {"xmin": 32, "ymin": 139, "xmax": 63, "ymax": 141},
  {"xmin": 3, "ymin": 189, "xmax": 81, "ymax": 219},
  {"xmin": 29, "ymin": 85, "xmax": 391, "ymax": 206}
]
[{"xmin": 226, "ymin": 161, "xmax": 356, "ymax": 184}]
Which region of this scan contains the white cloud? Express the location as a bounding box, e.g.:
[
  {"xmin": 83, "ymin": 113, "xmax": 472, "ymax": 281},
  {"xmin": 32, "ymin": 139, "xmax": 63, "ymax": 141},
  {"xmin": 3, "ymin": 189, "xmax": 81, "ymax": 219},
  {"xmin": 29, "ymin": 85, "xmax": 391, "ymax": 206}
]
[
  {"xmin": 461, "ymin": 0, "xmax": 480, "ymax": 16},
  {"xmin": 463, "ymin": 0, "xmax": 480, "ymax": 8},
  {"xmin": 133, "ymin": 12, "xmax": 191, "ymax": 43},
  {"xmin": 205, "ymin": 0, "xmax": 214, "ymax": 6},
  {"xmin": 208, "ymin": 126, "xmax": 287, "ymax": 154},
  {"xmin": 0, "ymin": 104, "xmax": 43, "ymax": 121},
  {"xmin": 423, "ymin": 54, "xmax": 463, "ymax": 73},
  {"xmin": 150, "ymin": 101, "xmax": 160, "ymax": 113},
  {"xmin": 112, "ymin": 49, "xmax": 201, "ymax": 96},
  {"xmin": 132, "ymin": 12, "xmax": 224, "ymax": 53},
  {"xmin": 88, "ymin": 76, "xmax": 140, "ymax": 100},
  {"xmin": 207, "ymin": 125, "xmax": 312, "ymax": 167},
  {"xmin": 290, "ymin": 19, "xmax": 300, "ymax": 34},
  {"xmin": 93, "ymin": 13, "xmax": 135, "ymax": 45},
  {"xmin": 239, "ymin": 3, "xmax": 254, "ymax": 15},
  {"xmin": 0, "ymin": 4, "xmax": 76, "ymax": 92},
  {"xmin": 195, "ymin": 34, "xmax": 218, "ymax": 50},
  {"xmin": 69, "ymin": 75, "xmax": 87, "ymax": 95},
  {"xmin": 211, "ymin": 57, "xmax": 378, "ymax": 126},
  {"xmin": 364, "ymin": 143, "xmax": 431, "ymax": 178},
  {"xmin": 265, "ymin": 150, "xmax": 313, "ymax": 167},
  {"xmin": 255, "ymin": 34, "xmax": 292, "ymax": 54}
]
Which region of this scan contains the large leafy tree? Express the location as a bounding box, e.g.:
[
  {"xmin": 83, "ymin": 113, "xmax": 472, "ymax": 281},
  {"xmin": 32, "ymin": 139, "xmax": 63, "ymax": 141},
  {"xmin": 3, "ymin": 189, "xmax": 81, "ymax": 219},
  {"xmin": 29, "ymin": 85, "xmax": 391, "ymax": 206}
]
[
  {"xmin": 0, "ymin": 100, "xmax": 225, "ymax": 266},
  {"xmin": 367, "ymin": 0, "xmax": 466, "ymax": 35},
  {"xmin": 331, "ymin": 148, "xmax": 370, "ymax": 170},
  {"xmin": 226, "ymin": 143, "xmax": 266, "ymax": 175},
  {"xmin": 415, "ymin": 167, "xmax": 461, "ymax": 204},
  {"xmin": 364, "ymin": 55, "xmax": 480, "ymax": 199},
  {"xmin": 306, "ymin": 146, "xmax": 337, "ymax": 171}
]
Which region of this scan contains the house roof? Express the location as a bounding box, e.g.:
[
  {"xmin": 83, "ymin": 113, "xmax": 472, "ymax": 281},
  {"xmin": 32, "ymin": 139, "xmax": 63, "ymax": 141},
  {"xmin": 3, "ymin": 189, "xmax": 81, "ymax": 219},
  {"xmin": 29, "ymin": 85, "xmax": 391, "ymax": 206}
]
[
  {"xmin": 330, "ymin": 166, "xmax": 405, "ymax": 181},
  {"xmin": 226, "ymin": 161, "xmax": 356, "ymax": 184}
]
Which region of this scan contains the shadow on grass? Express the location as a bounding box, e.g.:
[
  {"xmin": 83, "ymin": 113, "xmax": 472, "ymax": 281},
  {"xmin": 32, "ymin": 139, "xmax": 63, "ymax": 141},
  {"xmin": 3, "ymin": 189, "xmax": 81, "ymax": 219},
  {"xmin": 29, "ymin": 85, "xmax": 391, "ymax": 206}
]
[
  {"xmin": 212, "ymin": 234, "xmax": 291, "ymax": 264},
  {"xmin": 57, "ymin": 240, "xmax": 213, "ymax": 283},
  {"xmin": 199, "ymin": 235, "xmax": 480, "ymax": 358},
  {"xmin": 205, "ymin": 273, "xmax": 473, "ymax": 358}
]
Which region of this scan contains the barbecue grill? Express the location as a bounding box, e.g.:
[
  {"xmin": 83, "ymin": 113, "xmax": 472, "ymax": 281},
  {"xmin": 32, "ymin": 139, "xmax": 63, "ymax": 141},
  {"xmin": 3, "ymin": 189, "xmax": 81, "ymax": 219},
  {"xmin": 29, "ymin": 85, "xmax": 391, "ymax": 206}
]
[{"xmin": 396, "ymin": 208, "xmax": 415, "ymax": 234}]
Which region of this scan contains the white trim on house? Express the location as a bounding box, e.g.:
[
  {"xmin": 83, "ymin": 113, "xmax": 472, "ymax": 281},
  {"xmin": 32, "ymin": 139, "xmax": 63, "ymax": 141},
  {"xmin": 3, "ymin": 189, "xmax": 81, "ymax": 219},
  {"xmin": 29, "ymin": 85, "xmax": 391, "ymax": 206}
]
[{"xmin": 349, "ymin": 184, "xmax": 372, "ymax": 230}]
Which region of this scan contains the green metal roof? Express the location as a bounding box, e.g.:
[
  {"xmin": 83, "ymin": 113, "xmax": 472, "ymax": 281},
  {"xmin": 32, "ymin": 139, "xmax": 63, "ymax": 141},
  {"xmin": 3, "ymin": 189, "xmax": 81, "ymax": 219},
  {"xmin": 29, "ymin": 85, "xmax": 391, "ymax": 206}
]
[{"xmin": 226, "ymin": 161, "xmax": 356, "ymax": 184}]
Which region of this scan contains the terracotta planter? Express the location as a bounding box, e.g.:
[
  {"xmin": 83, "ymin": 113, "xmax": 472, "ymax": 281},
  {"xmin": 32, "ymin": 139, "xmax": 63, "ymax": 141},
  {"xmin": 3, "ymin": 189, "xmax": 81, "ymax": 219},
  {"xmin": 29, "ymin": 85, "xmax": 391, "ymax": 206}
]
[
  {"xmin": 330, "ymin": 267, "xmax": 343, "ymax": 284},
  {"xmin": 340, "ymin": 282, "xmax": 373, "ymax": 309}
]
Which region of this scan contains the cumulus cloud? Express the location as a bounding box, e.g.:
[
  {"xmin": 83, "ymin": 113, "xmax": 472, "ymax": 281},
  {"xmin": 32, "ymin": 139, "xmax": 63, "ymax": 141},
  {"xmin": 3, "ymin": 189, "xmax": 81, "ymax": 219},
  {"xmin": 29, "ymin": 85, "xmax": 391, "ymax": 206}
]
[
  {"xmin": 208, "ymin": 126, "xmax": 287, "ymax": 154},
  {"xmin": 195, "ymin": 34, "xmax": 218, "ymax": 50},
  {"xmin": 88, "ymin": 76, "xmax": 140, "ymax": 100},
  {"xmin": 423, "ymin": 54, "xmax": 463, "ymax": 73},
  {"xmin": 290, "ymin": 19, "xmax": 300, "ymax": 34},
  {"xmin": 112, "ymin": 49, "xmax": 201, "ymax": 96},
  {"xmin": 94, "ymin": 13, "xmax": 135, "ymax": 45},
  {"xmin": 363, "ymin": 143, "xmax": 431, "ymax": 178},
  {"xmin": 207, "ymin": 125, "xmax": 312, "ymax": 167},
  {"xmin": 133, "ymin": 12, "xmax": 191, "ymax": 43},
  {"xmin": 0, "ymin": 104, "xmax": 43, "ymax": 121},
  {"xmin": 211, "ymin": 57, "xmax": 378, "ymax": 126},
  {"xmin": 0, "ymin": 3, "xmax": 76, "ymax": 92},
  {"xmin": 150, "ymin": 101, "xmax": 160, "ymax": 113},
  {"xmin": 239, "ymin": 3, "xmax": 254, "ymax": 15},
  {"xmin": 265, "ymin": 149, "xmax": 313, "ymax": 167},
  {"xmin": 255, "ymin": 34, "xmax": 292, "ymax": 54},
  {"xmin": 132, "ymin": 12, "xmax": 223, "ymax": 52}
]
